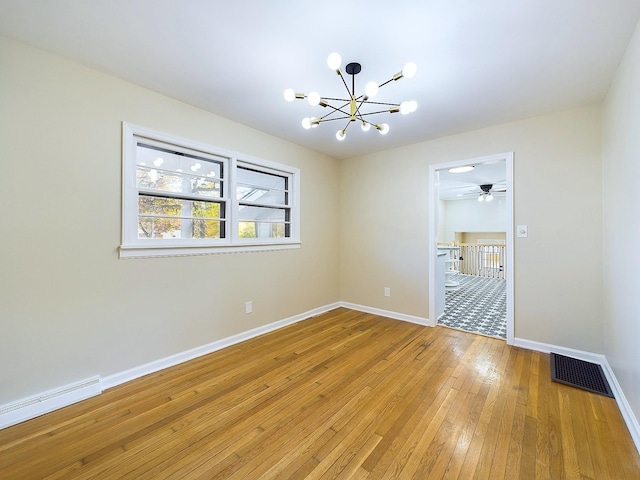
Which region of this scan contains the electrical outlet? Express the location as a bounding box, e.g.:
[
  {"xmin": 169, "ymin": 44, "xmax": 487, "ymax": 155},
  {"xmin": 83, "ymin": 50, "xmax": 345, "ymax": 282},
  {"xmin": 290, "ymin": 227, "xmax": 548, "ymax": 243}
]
[
  {"xmin": 245, "ymin": 301, "xmax": 253, "ymax": 314},
  {"xmin": 384, "ymin": 287, "xmax": 391, "ymax": 297}
]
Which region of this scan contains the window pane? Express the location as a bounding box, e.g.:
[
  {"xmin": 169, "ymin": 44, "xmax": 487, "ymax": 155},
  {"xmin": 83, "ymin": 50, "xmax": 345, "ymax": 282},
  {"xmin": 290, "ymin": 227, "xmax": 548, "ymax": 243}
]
[
  {"xmin": 236, "ymin": 167, "xmax": 287, "ymax": 204},
  {"xmin": 138, "ymin": 195, "xmax": 224, "ymax": 239},
  {"xmin": 136, "ymin": 144, "xmax": 223, "ymax": 198},
  {"xmin": 139, "ymin": 218, "xmax": 223, "ymax": 239},
  {"xmin": 238, "ymin": 205, "xmax": 286, "ymax": 222},
  {"xmin": 238, "ymin": 205, "xmax": 289, "ymax": 239},
  {"xmin": 139, "ymin": 196, "xmax": 222, "ymax": 219},
  {"xmin": 239, "ymin": 222, "xmax": 287, "ymax": 239}
]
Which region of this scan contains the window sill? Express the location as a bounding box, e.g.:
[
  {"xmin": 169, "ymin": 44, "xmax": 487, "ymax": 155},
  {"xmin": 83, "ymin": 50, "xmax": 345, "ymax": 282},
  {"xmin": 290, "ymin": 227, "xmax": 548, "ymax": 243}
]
[{"xmin": 119, "ymin": 241, "xmax": 301, "ymax": 259}]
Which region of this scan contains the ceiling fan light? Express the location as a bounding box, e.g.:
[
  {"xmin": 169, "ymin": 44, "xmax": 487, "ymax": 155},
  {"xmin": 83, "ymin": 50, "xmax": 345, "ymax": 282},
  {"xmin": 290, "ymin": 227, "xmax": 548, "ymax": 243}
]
[
  {"xmin": 327, "ymin": 52, "xmax": 342, "ymax": 71},
  {"xmin": 307, "ymin": 91, "xmax": 321, "ymax": 106},
  {"xmin": 486, "ymin": 193, "xmax": 493, "ymax": 202},
  {"xmin": 478, "ymin": 194, "xmax": 484, "ymax": 202},
  {"xmin": 336, "ymin": 129, "xmax": 346, "ymax": 141}
]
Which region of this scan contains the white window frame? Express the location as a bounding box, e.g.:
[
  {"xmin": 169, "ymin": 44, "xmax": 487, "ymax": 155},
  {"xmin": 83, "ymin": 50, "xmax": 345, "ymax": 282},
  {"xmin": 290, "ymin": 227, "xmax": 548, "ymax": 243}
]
[{"xmin": 120, "ymin": 123, "xmax": 300, "ymax": 258}]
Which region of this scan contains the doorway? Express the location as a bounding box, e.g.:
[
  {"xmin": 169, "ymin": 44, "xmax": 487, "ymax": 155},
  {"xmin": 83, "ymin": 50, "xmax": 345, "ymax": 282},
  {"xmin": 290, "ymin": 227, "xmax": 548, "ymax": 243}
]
[{"xmin": 428, "ymin": 153, "xmax": 514, "ymax": 344}]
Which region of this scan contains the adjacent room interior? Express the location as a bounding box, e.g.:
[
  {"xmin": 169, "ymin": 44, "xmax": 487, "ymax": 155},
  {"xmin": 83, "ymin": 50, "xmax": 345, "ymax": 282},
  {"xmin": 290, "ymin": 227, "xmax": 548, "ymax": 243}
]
[
  {"xmin": 433, "ymin": 158, "xmax": 509, "ymax": 339},
  {"xmin": 1, "ymin": 1, "xmax": 639, "ymax": 478}
]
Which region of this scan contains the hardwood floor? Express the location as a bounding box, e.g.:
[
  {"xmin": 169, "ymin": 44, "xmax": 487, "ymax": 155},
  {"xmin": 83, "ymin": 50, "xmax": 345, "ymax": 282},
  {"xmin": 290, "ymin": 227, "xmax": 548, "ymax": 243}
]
[{"xmin": 1, "ymin": 308, "xmax": 639, "ymax": 479}]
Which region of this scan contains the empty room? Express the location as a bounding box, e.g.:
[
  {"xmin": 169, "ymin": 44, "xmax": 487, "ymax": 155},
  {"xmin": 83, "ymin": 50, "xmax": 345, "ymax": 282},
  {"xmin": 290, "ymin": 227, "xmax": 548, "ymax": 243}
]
[{"xmin": 1, "ymin": 1, "xmax": 639, "ymax": 478}]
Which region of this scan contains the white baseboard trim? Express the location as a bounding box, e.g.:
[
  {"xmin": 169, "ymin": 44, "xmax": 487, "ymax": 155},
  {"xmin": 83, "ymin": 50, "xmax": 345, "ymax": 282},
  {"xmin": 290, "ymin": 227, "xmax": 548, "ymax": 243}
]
[
  {"xmin": 0, "ymin": 376, "xmax": 102, "ymax": 430},
  {"xmin": 600, "ymin": 356, "xmax": 640, "ymax": 453},
  {"xmin": 514, "ymin": 337, "xmax": 640, "ymax": 454},
  {"xmin": 339, "ymin": 301, "xmax": 430, "ymax": 326},
  {"xmin": 101, "ymin": 302, "xmax": 342, "ymax": 390},
  {"xmin": 0, "ymin": 303, "xmax": 340, "ymax": 430}
]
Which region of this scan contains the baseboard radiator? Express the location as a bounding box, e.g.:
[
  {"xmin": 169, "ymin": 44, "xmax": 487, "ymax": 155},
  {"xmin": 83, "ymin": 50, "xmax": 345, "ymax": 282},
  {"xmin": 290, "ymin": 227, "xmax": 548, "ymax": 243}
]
[{"xmin": 0, "ymin": 376, "xmax": 102, "ymax": 429}]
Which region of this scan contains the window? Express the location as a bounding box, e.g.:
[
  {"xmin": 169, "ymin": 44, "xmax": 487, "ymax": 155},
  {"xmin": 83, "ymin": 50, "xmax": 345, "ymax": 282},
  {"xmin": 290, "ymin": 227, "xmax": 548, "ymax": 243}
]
[
  {"xmin": 121, "ymin": 123, "xmax": 300, "ymax": 258},
  {"xmin": 236, "ymin": 166, "xmax": 290, "ymax": 240}
]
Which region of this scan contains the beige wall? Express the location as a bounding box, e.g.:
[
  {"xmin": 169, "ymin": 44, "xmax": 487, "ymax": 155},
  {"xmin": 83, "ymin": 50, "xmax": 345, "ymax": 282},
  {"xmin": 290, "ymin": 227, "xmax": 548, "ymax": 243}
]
[
  {"xmin": 340, "ymin": 104, "xmax": 603, "ymax": 351},
  {"xmin": 602, "ymin": 20, "xmax": 640, "ymax": 429},
  {"xmin": 0, "ymin": 32, "xmax": 620, "ymax": 414},
  {"xmin": 0, "ymin": 37, "xmax": 341, "ymax": 404}
]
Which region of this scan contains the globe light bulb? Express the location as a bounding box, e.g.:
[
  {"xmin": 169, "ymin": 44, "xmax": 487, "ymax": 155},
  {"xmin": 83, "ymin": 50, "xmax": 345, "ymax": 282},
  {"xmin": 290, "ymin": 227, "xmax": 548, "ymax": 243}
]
[
  {"xmin": 377, "ymin": 123, "xmax": 390, "ymax": 135},
  {"xmin": 327, "ymin": 52, "xmax": 342, "ymax": 71},
  {"xmin": 283, "ymin": 88, "xmax": 295, "ymax": 102},
  {"xmin": 365, "ymin": 81, "xmax": 378, "ymax": 98},
  {"xmin": 402, "ymin": 62, "xmax": 417, "ymax": 78},
  {"xmin": 400, "ymin": 100, "xmax": 418, "ymax": 114},
  {"xmin": 307, "ymin": 91, "xmax": 321, "ymax": 106},
  {"xmin": 301, "ymin": 117, "xmax": 312, "ymax": 129},
  {"xmin": 336, "ymin": 129, "xmax": 346, "ymax": 141},
  {"xmin": 361, "ymin": 121, "xmax": 371, "ymax": 132}
]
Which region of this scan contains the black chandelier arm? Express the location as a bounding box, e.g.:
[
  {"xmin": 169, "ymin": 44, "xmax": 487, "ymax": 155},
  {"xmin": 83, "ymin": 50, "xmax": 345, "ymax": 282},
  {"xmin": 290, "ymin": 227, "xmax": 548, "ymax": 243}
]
[
  {"xmin": 377, "ymin": 77, "xmax": 395, "ymax": 89},
  {"xmin": 355, "ymin": 113, "xmax": 376, "ymax": 125},
  {"xmin": 321, "ymin": 96, "xmax": 352, "ymax": 102},
  {"xmin": 354, "ymin": 96, "xmax": 366, "ymax": 116},
  {"xmin": 357, "ymin": 110, "xmax": 400, "ymax": 117},
  {"xmin": 317, "ymin": 115, "xmax": 353, "ymax": 123},
  {"xmin": 361, "ymin": 100, "xmax": 401, "ymax": 107},
  {"xmin": 336, "ymin": 70, "xmax": 353, "ymax": 98},
  {"xmin": 319, "ymin": 102, "xmax": 352, "ymax": 119}
]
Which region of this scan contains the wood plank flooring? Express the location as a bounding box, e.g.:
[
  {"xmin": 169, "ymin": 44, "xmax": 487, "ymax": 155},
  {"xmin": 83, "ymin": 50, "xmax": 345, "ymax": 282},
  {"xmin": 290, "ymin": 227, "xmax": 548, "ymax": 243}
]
[{"xmin": 1, "ymin": 308, "xmax": 639, "ymax": 479}]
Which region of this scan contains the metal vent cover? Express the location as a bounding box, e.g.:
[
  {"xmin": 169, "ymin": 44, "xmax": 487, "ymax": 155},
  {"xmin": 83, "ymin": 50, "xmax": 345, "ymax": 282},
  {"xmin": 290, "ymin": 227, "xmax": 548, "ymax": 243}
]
[{"xmin": 550, "ymin": 353, "xmax": 614, "ymax": 398}]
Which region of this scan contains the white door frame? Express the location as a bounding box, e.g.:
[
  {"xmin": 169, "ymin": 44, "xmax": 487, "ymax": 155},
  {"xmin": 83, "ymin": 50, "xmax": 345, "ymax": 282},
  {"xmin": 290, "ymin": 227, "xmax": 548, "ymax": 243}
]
[{"xmin": 428, "ymin": 152, "xmax": 514, "ymax": 344}]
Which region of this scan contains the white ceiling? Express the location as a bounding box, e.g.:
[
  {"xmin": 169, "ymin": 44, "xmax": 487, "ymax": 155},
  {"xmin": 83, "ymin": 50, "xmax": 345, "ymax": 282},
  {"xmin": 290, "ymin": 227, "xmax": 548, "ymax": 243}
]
[{"xmin": 1, "ymin": 1, "xmax": 639, "ymax": 160}]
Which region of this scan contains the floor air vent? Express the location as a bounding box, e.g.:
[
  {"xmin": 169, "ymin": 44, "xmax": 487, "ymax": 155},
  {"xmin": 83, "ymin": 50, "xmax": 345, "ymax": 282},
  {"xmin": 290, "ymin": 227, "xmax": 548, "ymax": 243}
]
[{"xmin": 550, "ymin": 353, "xmax": 614, "ymax": 398}]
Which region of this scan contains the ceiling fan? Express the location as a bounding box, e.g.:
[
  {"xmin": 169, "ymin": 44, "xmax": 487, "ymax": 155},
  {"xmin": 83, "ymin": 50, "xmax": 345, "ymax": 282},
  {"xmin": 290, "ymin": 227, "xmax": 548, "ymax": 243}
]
[
  {"xmin": 444, "ymin": 183, "xmax": 507, "ymax": 201},
  {"xmin": 480, "ymin": 184, "xmax": 506, "ymax": 194},
  {"xmin": 476, "ymin": 184, "xmax": 506, "ymax": 202}
]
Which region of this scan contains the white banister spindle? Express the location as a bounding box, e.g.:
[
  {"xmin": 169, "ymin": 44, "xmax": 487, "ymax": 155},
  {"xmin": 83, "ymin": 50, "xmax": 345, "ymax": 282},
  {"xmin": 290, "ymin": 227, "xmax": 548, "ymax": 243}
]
[{"xmin": 456, "ymin": 243, "xmax": 505, "ymax": 279}]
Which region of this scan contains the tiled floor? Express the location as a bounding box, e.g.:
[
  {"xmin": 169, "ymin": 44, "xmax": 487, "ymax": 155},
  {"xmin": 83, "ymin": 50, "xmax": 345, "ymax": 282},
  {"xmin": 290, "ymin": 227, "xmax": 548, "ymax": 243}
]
[{"xmin": 438, "ymin": 274, "xmax": 507, "ymax": 339}]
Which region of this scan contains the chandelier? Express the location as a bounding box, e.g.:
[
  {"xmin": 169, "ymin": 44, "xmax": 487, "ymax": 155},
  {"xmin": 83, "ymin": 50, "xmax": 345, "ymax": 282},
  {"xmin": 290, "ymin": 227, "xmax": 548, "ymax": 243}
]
[{"xmin": 284, "ymin": 53, "xmax": 417, "ymax": 141}]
